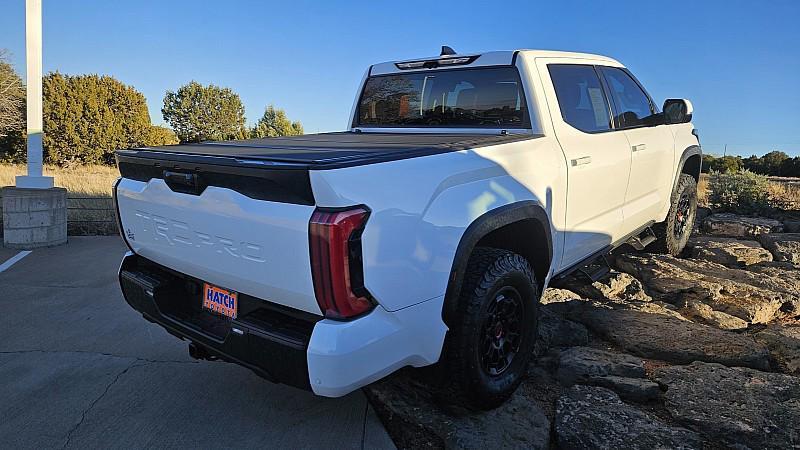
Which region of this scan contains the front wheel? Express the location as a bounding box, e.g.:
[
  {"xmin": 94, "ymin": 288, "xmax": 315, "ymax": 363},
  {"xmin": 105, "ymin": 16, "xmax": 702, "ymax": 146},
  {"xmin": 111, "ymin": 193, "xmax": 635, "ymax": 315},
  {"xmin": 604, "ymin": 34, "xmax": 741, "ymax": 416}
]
[
  {"xmin": 444, "ymin": 247, "xmax": 539, "ymax": 410},
  {"xmin": 651, "ymin": 174, "xmax": 698, "ymax": 256}
]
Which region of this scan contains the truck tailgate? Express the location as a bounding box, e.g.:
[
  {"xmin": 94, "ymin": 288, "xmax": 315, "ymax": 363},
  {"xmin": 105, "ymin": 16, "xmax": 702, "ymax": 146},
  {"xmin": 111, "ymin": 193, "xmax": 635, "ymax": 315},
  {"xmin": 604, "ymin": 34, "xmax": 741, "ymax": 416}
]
[{"xmin": 115, "ymin": 176, "xmax": 320, "ymax": 315}]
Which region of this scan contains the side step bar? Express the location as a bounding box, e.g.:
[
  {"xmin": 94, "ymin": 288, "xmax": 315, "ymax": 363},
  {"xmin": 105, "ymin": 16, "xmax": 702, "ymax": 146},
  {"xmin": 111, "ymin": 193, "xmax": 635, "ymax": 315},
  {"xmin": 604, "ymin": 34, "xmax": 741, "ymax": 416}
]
[
  {"xmin": 552, "ymin": 221, "xmax": 657, "ymax": 284},
  {"xmin": 552, "ymin": 250, "xmax": 612, "ymax": 284},
  {"xmin": 577, "ymin": 255, "xmax": 611, "ymax": 282},
  {"xmin": 626, "ymin": 226, "xmax": 657, "ymax": 251}
]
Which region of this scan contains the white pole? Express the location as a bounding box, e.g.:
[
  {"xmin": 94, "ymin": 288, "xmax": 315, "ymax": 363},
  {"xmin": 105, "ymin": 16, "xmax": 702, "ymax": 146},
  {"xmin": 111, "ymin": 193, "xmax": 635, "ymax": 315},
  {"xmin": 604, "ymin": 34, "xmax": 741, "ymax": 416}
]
[{"xmin": 16, "ymin": 0, "xmax": 53, "ymax": 189}]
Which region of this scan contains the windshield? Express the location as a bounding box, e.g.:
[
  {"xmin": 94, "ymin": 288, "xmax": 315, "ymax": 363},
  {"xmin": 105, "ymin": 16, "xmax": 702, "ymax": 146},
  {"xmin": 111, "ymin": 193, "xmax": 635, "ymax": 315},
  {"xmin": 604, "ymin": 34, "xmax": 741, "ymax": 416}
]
[{"xmin": 355, "ymin": 67, "xmax": 531, "ymax": 129}]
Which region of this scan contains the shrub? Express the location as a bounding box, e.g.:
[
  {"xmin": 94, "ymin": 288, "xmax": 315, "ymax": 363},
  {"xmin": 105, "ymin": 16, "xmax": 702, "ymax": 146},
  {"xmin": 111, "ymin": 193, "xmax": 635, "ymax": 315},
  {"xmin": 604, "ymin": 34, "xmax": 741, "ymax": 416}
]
[
  {"xmin": 707, "ymin": 170, "xmax": 774, "ymax": 212},
  {"xmin": 43, "ymin": 72, "xmax": 154, "ymax": 165}
]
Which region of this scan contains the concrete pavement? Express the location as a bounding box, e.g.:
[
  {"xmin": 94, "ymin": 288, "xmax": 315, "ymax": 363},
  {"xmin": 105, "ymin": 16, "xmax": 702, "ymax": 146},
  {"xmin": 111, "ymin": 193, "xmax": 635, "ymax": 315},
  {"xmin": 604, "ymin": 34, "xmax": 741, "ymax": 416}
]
[{"xmin": 0, "ymin": 237, "xmax": 395, "ymax": 449}]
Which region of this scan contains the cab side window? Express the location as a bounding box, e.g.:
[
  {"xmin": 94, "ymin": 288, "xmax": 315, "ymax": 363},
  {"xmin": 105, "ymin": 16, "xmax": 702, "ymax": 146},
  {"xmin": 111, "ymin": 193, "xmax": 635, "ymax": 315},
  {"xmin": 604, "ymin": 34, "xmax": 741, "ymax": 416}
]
[
  {"xmin": 599, "ymin": 67, "xmax": 658, "ymax": 128},
  {"xmin": 548, "ymin": 64, "xmax": 611, "ymax": 133}
]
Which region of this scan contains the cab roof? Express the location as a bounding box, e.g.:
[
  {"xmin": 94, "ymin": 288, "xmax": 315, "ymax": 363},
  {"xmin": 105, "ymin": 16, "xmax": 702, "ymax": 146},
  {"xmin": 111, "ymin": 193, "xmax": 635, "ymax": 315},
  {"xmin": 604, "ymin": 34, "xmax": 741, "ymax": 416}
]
[{"xmin": 370, "ymin": 49, "xmax": 621, "ymax": 76}]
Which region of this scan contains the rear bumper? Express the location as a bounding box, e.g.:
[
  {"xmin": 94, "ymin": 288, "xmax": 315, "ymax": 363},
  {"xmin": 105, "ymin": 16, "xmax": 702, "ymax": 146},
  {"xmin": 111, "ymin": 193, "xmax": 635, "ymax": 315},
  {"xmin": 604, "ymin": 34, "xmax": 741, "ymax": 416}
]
[
  {"xmin": 118, "ymin": 252, "xmax": 448, "ymax": 396},
  {"xmin": 119, "ymin": 252, "xmax": 316, "ymax": 390}
]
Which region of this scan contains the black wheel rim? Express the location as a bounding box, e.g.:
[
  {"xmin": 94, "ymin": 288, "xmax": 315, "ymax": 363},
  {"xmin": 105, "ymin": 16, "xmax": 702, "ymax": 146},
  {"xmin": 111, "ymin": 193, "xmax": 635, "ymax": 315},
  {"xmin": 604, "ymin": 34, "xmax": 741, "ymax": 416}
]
[
  {"xmin": 480, "ymin": 287, "xmax": 524, "ymax": 376},
  {"xmin": 673, "ymin": 192, "xmax": 693, "ymax": 239}
]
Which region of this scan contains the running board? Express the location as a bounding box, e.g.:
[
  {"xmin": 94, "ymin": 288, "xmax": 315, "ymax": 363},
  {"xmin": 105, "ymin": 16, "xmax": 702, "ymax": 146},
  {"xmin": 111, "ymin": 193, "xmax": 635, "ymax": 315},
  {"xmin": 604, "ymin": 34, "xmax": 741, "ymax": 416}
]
[
  {"xmin": 577, "ymin": 255, "xmax": 611, "ymax": 282},
  {"xmin": 626, "ymin": 226, "xmax": 657, "ymax": 251},
  {"xmin": 553, "ymin": 253, "xmax": 611, "ymax": 283},
  {"xmin": 552, "ymin": 221, "xmax": 655, "ymax": 283}
]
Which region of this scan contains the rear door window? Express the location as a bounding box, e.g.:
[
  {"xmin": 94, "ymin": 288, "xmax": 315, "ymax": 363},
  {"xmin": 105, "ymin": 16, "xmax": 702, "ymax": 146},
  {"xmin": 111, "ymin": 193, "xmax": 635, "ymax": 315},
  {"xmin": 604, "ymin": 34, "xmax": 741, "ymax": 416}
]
[
  {"xmin": 599, "ymin": 67, "xmax": 658, "ymax": 128},
  {"xmin": 356, "ymin": 67, "xmax": 532, "ymax": 129},
  {"xmin": 548, "ymin": 64, "xmax": 612, "ymax": 133}
]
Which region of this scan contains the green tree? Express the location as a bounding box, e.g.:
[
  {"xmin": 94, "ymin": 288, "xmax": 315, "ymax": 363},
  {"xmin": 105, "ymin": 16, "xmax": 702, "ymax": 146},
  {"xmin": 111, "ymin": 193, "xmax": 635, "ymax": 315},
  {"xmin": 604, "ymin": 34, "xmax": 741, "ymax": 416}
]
[
  {"xmin": 43, "ymin": 72, "xmax": 156, "ymax": 165},
  {"xmin": 144, "ymin": 125, "xmax": 179, "ymax": 146},
  {"xmin": 0, "ymin": 49, "xmax": 26, "ymax": 162},
  {"xmin": 701, "ymin": 154, "xmax": 717, "ymax": 173},
  {"xmin": 779, "ymin": 157, "xmax": 800, "ymax": 178},
  {"xmin": 709, "ymin": 155, "xmax": 743, "ymax": 173},
  {"xmin": 250, "ymin": 105, "xmax": 304, "ymax": 138},
  {"xmin": 742, "ymin": 155, "xmax": 764, "ymax": 174},
  {"xmin": 760, "ymin": 150, "xmax": 789, "ymax": 176},
  {"xmin": 162, "ymin": 81, "xmax": 247, "ymax": 143}
]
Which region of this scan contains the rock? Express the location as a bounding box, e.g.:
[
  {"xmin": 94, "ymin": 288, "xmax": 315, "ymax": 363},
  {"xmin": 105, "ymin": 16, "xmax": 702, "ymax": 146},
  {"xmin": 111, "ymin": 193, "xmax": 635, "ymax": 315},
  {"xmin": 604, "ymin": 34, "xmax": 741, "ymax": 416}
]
[
  {"xmin": 688, "ymin": 236, "xmax": 773, "ymax": 267},
  {"xmin": 746, "ymin": 262, "xmax": 800, "ymax": 317},
  {"xmin": 555, "ymin": 385, "xmax": 702, "ymax": 450},
  {"xmin": 545, "ymin": 297, "xmax": 686, "ymax": 321},
  {"xmin": 559, "ymin": 300, "xmax": 771, "ymax": 369},
  {"xmin": 610, "ymin": 299, "xmax": 686, "ymax": 319},
  {"xmin": 656, "ymin": 362, "xmax": 800, "ymax": 449},
  {"xmin": 541, "ymin": 287, "xmax": 582, "ymax": 304},
  {"xmin": 586, "ymin": 376, "xmax": 662, "ymax": 403},
  {"xmin": 556, "ymin": 271, "xmax": 653, "ymax": 302},
  {"xmin": 366, "ymin": 372, "xmax": 551, "ymax": 449},
  {"xmin": 703, "ymin": 213, "xmax": 784, "ymax": 237},
  {"xmin": 678, "ymin": 299, "xmax": 749, "ymax": 330},
  {"xmin": 758, "ymin": 233, "xmax": 800, "ymax": 264},
  {"xmin": 557, "ymin": 347, "xmax": 644, "ymax": 385},
  {"xmin": 535, "ymin": 307, "xmax": 589, "ymax": 356},
  {"xmin": 616, "ymin": 253, "xmax": 794, "ymax": 324},
  {"xmin": 783, "ymin": 219, "xmax": 800, "ymax": 233},
  {"xmin": 754, "ymin": 325, "xmax": 800, "ymax": 375}
]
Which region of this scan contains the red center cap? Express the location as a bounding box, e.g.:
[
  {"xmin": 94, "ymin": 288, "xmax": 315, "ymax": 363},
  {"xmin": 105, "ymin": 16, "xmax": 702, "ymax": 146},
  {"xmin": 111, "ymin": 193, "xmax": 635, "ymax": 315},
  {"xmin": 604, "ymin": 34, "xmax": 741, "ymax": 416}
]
[{"xmin": 495, "ymin": 323, "xmax": 504, "ymax": 338}]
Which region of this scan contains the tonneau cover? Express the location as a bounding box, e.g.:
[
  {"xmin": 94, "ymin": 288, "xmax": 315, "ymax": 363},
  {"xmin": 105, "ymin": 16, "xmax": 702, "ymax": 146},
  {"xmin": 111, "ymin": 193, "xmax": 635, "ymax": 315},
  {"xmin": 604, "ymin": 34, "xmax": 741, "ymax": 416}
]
[{"xmin": 122, "ymin": 132, "xmax": 535, "ymax": 170}]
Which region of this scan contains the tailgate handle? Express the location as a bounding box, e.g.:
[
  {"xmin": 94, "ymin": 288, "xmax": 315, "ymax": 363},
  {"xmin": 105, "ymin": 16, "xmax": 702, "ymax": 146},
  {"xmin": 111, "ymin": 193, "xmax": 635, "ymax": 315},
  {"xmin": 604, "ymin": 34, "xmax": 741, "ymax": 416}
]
[{"xmin": 163, "ymin": 170, "xmax": 204, "ymax": 195}]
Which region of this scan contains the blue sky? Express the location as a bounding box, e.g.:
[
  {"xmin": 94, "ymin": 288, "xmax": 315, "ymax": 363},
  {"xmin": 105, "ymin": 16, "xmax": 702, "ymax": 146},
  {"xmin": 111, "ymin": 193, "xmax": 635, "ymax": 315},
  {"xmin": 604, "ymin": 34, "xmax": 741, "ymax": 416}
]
[{"xmin": 1, "ymin": 0, "xmax": 798, "ymax": 156}]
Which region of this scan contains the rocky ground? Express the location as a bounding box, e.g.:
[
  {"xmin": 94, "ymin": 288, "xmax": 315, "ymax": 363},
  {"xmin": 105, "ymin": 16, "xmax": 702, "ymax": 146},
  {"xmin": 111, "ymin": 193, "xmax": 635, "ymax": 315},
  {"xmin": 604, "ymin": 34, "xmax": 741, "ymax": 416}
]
[{"xmin": 365, "ymin": 211, "xmax": 800, "ymax": 449}]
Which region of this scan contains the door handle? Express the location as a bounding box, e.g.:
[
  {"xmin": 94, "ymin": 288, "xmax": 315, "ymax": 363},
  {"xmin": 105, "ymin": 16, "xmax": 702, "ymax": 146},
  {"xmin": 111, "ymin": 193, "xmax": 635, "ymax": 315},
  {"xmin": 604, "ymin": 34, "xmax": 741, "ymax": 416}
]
[
  {"xmin": 632, "ymin": 144, "xmax": 647, "ymax": 152},
  {"xmin": 571, "ymin": 156, "xmax": 592, "ymax": 166}
]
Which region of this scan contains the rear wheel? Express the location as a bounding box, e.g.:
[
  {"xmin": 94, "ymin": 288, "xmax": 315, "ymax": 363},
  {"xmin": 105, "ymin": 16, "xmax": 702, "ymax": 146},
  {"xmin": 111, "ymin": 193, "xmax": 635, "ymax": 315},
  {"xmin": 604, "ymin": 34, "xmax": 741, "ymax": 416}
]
[
  {"xmin": 651, "ymin": 174, "xmax": 698, "ymax": 256},
  {"xmin": 445, "ymin": 247, "xmax": 539, "ymax": 410}
]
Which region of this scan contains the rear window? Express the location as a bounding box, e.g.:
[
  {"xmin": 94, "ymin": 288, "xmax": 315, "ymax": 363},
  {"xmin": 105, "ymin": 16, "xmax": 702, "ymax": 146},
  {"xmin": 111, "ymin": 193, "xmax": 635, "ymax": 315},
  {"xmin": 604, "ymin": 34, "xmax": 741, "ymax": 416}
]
[
  {"xmin": 548, "ymin": 64, "xmax": 612, "ymax": 133},
  {"xmin": 355, "ymin": 67, "xmax": 532, "ymax": 129}
]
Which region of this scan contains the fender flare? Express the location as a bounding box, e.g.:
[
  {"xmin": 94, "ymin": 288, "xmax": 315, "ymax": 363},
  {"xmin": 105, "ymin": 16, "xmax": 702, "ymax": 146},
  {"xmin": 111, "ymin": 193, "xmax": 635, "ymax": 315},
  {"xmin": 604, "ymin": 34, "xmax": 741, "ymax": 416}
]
[
  {"xmin": 674, "ymin": 145, "xmax": 703, "ymax": 187},
  {"xmin": 441, "ymin": 200, "xmax": 552, "ymax": 326}
]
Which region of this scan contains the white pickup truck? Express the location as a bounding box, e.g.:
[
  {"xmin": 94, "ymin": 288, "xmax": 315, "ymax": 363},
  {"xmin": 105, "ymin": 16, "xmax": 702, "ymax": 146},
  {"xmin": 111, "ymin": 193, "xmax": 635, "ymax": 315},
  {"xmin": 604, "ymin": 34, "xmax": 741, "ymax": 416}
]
[{"xmin": 114, "ymin": 48, "xmax": 701, "ymax": 409}]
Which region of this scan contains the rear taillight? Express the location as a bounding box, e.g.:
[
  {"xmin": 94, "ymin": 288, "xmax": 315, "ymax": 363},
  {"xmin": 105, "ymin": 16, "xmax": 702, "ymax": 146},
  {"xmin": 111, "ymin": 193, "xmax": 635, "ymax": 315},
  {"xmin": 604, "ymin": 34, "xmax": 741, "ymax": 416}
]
[{"xmin": 309, "ymin": 206, "xmax": 374, "ymax": 319}]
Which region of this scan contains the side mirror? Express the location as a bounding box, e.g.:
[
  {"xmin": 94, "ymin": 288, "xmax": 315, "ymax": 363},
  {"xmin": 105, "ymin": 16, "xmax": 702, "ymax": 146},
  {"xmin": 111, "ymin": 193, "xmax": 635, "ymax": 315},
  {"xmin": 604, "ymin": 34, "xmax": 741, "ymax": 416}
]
[{"xmin": 663, "ymin": 98, "xmax": 693, "ymax": 124}]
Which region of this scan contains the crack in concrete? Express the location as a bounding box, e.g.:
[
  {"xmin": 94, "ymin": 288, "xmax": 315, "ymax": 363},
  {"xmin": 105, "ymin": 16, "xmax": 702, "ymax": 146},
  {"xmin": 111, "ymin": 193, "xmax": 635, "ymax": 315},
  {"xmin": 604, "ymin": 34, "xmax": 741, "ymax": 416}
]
[
  {"xmin": 60, "ymin": 360, "xmax": 149, "ymax": 449},
  {"xmin": 360, "ymin": 397, "xmax": 369, "ymax": 450},
  {"xmin": 0, "ymin": 349, "xmax": 199, "ymax": 364},
  {"xmin": 0, "ymin": 283, "xmax": 116, "ymax": 289}
]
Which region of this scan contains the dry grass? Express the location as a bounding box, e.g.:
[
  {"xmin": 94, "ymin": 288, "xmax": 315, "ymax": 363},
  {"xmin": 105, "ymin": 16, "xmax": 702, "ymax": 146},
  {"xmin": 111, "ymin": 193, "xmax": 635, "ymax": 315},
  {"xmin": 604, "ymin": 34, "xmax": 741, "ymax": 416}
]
[
  {"xmin": 766, "ymin": 178, "xmax": 800, "ymax": 209},
  {"xmin": 0, "ymin": 164, "xmax": 119, "ymax": 198},
  {"xmin": 698, "ymin": 174, "xmax": 709, "ymax": 206},
  {"xmin": 1, "ymin": 164, "xmax": 120, "ymax": 235}
]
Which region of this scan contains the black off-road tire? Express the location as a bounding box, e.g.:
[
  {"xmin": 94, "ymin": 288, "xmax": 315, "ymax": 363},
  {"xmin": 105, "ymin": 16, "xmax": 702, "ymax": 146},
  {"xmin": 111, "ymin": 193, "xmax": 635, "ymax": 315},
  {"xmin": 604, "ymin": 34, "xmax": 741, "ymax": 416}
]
[
  {"xmin": 651, "ymin": 174, "xmax": 698, "ymax": 255},
  {"xmin": 445, "ymin": 247, "xmax": 539, "ymax": 410}
]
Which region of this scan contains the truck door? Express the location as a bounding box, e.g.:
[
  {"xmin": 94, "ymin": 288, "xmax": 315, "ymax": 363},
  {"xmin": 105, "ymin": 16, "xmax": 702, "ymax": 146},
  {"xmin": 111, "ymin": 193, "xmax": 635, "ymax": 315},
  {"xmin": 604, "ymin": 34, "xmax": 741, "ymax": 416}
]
[
  {"xmin": 540, "ymin": 62, "xmax": 633, "ymax": 270},
  {"xmin": 598, "ymin": 66, "xmax": 675, "ymax": 233}
]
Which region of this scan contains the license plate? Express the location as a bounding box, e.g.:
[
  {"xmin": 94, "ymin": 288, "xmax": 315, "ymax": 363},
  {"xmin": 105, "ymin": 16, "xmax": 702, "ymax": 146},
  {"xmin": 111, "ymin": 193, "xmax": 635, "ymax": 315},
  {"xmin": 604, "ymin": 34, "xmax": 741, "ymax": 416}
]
[{"xmin": 202, "ymin": 283, "xmax": 238, "ymax": 319}]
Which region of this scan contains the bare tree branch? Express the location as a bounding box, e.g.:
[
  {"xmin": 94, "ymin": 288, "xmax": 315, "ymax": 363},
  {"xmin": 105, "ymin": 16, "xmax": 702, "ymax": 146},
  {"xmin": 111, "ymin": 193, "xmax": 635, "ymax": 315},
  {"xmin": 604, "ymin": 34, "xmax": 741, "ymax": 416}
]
[{"xmin": 0, "ymin": 49, "xmax": 26, "ymax": 135}]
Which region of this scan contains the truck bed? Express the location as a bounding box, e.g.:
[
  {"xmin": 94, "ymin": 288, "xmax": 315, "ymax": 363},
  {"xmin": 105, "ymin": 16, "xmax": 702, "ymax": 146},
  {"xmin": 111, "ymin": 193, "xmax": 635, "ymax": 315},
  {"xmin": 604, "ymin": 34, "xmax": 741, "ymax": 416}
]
[
  {"xmin": 115, "ymin": 131, "xmax": 537, "ymax": 207},
  {"xmin": 117, "ymin": 132, "xmax": 535, "ymax": 170}
]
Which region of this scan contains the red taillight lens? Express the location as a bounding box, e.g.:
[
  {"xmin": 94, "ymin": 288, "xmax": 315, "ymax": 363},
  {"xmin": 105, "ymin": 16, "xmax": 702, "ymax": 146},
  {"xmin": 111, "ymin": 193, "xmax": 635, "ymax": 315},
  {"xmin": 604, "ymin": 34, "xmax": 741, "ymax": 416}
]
[{"xmin": 309, "ymin": 206, "xmax": 374, "ymax": 319}]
